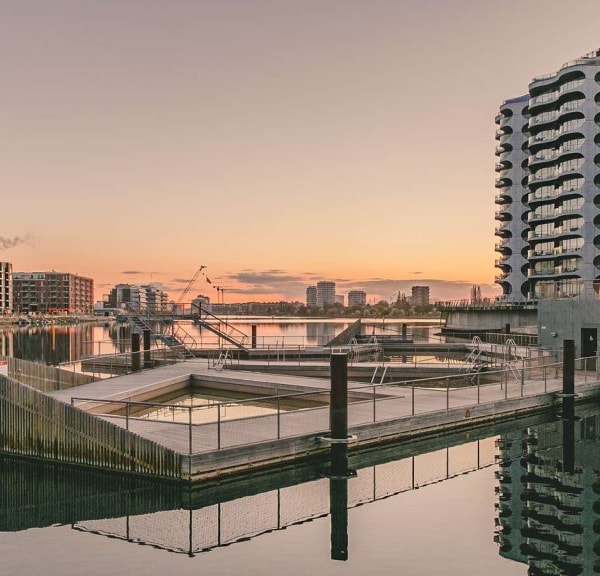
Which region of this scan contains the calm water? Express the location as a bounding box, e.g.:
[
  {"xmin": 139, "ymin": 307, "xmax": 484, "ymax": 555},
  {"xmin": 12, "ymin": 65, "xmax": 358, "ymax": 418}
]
[
  {"xmin": 0, "ymin": 317, "xmax": 443, "ymax": 364},
  {"xmin": 2, "ymin": 403, "xmax": 598, "ymax": 576}
]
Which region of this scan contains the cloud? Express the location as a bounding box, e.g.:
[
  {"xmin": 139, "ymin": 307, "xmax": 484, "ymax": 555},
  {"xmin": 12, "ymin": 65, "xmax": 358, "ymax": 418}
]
[
  {"xmin": 0, "ymin": 235, "xmax": 33, "ymax": 251},
  {"xmin": 121, "ymin": 270, "xmax": 144, "ymax": 275}
]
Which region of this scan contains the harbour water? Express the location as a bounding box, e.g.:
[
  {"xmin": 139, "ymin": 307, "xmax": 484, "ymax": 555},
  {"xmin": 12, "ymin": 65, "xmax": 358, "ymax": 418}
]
[
  {"xmin": 2, "ymin": 401, "xmax": 598, "ymax": 575},
  {"xmin": 4, "ymin": 316, "xmax": 586, "ymax": 575}
]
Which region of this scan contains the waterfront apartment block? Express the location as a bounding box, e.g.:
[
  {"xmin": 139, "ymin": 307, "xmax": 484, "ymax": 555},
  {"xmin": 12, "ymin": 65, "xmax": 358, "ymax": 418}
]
[
  {"xmin": 107, "ymin": 283, "xmax": 168, "ymax": 313},
  {"xmin": 12, "ymin": 272, "xmax": 94, "ymax": 314},
  {"xmin": 0, "ymin": 262, "xmax": 12, "ymax": 315},
  {"xmin": 316, "ymin": 281, "xmax": 336, "ymax": 306},
  {"xmin": 306, "ymin": 286, "xmax": 317, "ymax": 307},
  {"xmin": 495, "ymin": 49, "xmax": 600, "ymax": 302},
  {"xmin": 347, "ymin": 290, "xmax": 367, "ymax": 307},
  {"xmin": 411, "ymin": 286, "xmax": 430, "ymax": 307}
]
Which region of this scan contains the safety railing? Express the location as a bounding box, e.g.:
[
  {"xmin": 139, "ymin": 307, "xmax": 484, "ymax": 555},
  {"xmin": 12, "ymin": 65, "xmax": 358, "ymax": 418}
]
[{"xmin": 69, "ymin": 355, "xmax": 599, "ymax": 456}]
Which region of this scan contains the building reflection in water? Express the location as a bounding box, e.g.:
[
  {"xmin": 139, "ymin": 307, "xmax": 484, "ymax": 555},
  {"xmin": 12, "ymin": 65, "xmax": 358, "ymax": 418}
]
[
  {"xmin": 6, "ymin": 402, "xmax": 600, "ymax": 566},
  {"xmin": 494, "ymin": 402, "xmax": 600, "ymax": 575}
]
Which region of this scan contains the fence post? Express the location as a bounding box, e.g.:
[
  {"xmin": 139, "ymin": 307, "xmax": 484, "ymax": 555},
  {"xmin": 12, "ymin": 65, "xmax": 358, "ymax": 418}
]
[
  {"xmin": 412, "ymin": 385, "xmax": 415, "ymax": 416},
  {"xmin": 372, "ymin": 384, "xmax": 376, "ymax": 423},
  {"xmin": 217, "ymin": 403, "xmax": 221, "ymax": 450},
  {"xmin": 521, "ymin": 359, "xmax": 525, "ymax": 397},
  {"xmin": 446, "ymin": 378, "xmax": 449, "ymax": 410},
  {"xmin": 277, "ymin": 392, "xmax": 281, "ymax": 439},
  {"xmin": 477, "ymin": 372, "xmax": 480, "ymax": 404},
  {"xmin": 126, "ymin": 402, "xmax": 130, "ymax": 430}
]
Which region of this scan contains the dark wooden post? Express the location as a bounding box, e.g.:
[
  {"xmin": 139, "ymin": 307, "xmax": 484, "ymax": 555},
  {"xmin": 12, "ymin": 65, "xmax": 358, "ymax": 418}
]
[
  {"xmin": 251, "ymin": 324, "xmax": 257, "ymax": 349},
  {"xmin": 143, "ymin": 329, "xmax": 151, "ymax": 367},
  {"xmin": 562, "ymin": 339, "xmax": 575, "ymax": 473},
  {"xmin": 330, "ymin": 353, "xmax": 348, "ymax": 443},
  {"xmin": 131, "ymin": 333, "xmax": 141, "ymax": 372}
]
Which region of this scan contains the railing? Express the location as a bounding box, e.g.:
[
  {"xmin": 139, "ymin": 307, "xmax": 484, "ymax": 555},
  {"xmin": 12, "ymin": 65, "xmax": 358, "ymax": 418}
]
[
  {"xmin": 69, "ymin": 354, "xmax": 599, "ymax": 456},
  {"xmin": 0, "ymin": 346, "xmax": 183, "ymax": 393}
]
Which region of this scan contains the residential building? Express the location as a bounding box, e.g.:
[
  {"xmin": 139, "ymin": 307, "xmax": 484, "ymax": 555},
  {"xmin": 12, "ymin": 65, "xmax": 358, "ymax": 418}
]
[
  {"xmin": 411, "ymin": 286, "xmax": 430, "ymax": 307},
  {"xmin": 306, "ymin": 286, "xmax": 317, "ymax": 307},
  {"xmin": 13, "ymin": 272, "xmax": 94, "ymax": 314},
  {"xmin": 107, "ymin": 283, "xmax": 168, "ymax": 313},
  {"xmin": 0, "ymin": 262, "xmax": 12, "ymax": 315},
  {"xmin": 495, "ymin": 49, "xmax": 600, "ymax": 301},
  {"xmin": 316, "ymin": 281, "xmax": 336, "ymax": 306},
  {"xmin": 347, "ymin": 290, "xmax": 367, "ymax": 307}
]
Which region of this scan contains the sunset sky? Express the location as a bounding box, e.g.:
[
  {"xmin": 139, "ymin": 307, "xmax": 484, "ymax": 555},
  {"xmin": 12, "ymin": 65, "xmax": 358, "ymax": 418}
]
[{"xmin": 3, "ymin": 1, "xmax": 600, "ymax": 304}]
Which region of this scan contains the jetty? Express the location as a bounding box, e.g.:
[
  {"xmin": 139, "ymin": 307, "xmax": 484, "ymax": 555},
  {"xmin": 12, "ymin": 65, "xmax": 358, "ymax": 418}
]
[{"xmin": 1, "ymin": 339, "xmax": 599, "ymax": 483}]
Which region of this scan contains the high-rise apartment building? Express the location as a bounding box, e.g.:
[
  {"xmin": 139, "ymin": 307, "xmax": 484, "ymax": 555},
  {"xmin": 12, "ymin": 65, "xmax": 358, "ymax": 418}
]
[
  {"xmin": 495, "ymin": 49, "xmax": 600, "ymax": 301},
  {"xmin": 0, "ymin": 262, "xmax": 12, "ymax": 315},
  {"xmin": 347, "ymin": 290, "xmax": 366, "ymax": 307},
  {"xmin": 13, "ymin": 272, "xmax": 94, "ymax": 314},
  {"xmin": 316, "ymin": 281, "xmax": 336, "ymax": 306},
  {"xmin": 411, "ymin": 286, "xmax": 430, "ymax": 307},
  {"xmin": 306, "ymin": 286, "xmax": 317, "ymax": 307}
]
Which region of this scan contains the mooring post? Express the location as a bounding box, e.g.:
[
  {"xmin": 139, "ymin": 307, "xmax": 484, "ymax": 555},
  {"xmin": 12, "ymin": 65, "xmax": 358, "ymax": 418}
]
[
  {"xmin": 251, "ymin": 324, "xmax": 257, "ymax": 349},
  {"xmin": 562, "ymin": 339, "xmax": 575, "ymax": 473},
  {"xmin": 330, "ymin": 353, "xmax": 348, "ymax": 443},
  {"xmin": 143, "ymin": 329, "xmax": 151, "ymax": 367},
  {"xmin": 401, "ymin": 323, "xmax": 407, "ymax": 340},
  {"xmin": 131, "ymin": 332, "xmax": 141, "ymax": 372}
]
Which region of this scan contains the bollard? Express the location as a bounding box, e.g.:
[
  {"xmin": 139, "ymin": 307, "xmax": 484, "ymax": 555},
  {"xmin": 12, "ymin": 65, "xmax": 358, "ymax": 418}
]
[
  {"xmin": 401, "ymin": 323, "xmax": 407, "ymax": 341},
  {"xmin": 563, "ymin": 339, "xmax": 575, "ymax": 397},
  {"xmin": 330, "ymin": 353, "xmax": 348, "ymax": 444},
  {"xmin": 131, "ymin": 333, "xmax": 141, "ymax": 372},
  {"xmin": 143, "ymin": 329, "xmax": 151, "ymax": 367},
  {"xmin": 251, "ymin": 324, "xmax": 257, "ymax": 349}
]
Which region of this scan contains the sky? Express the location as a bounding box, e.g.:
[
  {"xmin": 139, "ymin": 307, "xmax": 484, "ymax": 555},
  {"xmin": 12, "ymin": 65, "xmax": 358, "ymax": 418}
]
[{"xmin": 2, "ymin": 0, "xmax": 600, "ymax": 305}]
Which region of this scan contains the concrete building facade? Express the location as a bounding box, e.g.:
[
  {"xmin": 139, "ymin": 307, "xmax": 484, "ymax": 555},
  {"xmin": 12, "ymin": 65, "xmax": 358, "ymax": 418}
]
[
  {"xmin": 495, "ymin": 49, "xmax": 600, "ymax": 302},
  {"xmin": 411, "ymin": 286, "xmax": 430, "ymax": 307},
  {"xmin": 347, "ymin": 290, "xmax": 367, "ymax": 307},
  {"xmin": 316, "ymin": 281, "xmax": 336, "ymax": 307},
  {"xmin": 0, "ymin": 262, "xmax": 12, "ymax": 315},
  {"xmin": 12, "ymin": 272, "xmax": 94, "ymax": 314},
  {"xmin": 306, "ymin": 286, "xmax": 317, "ymax": 307}
]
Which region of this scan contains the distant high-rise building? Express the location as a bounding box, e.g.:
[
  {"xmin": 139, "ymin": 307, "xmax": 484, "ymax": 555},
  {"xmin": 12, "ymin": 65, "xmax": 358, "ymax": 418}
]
[
  {"xmin": 411, "ymin": 286, "xmax": 430, "ymax": 307},
  {"xmin": 306, "ymin": 286, "xmax": 317, "ymax": 307},
  {"xmin": 0, "ymin": 262, "xmax": 12, "ymax": 315},
  {"xmin": 495, "ymin": 49, "xmax": 600, "ymax": 301},
  {"xmin": 107, "ymin": 283, "xmax": 168, "ymax": 313},
  {"xmin": 13, "ymin": 272, "xmax": 94, "ymax": 314},
  {"xmin": 347, "ymin": 290, "xmax": 367, "ymax": 307},
  {"xmin": 316, "ymin": 281, "xmax": 336, "ymax": 306}
]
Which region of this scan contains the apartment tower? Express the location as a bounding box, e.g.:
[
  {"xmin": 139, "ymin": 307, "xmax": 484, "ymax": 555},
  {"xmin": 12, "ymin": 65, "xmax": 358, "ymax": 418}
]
[{"xmin": 495, "ymin": 49, "xmax": 600, "ymax": 301}]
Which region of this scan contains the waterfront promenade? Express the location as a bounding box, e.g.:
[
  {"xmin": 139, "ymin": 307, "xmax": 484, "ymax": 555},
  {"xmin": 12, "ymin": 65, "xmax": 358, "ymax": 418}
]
[{"xmin": 43, "ymin": 354, "xmax": 600, "ymax": 480}]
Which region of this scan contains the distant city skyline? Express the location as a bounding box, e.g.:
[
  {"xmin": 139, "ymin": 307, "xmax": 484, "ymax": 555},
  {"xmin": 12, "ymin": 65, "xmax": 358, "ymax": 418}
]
[{"xmin": 3, "ymin": 1, "xmax": 600, "ymax": 303}]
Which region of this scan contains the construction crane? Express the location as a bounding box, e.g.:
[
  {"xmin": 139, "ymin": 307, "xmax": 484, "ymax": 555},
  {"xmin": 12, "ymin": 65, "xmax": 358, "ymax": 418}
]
[{"xmin": 177, "ymin": 265, "xmax": 206, "ymax": 305}]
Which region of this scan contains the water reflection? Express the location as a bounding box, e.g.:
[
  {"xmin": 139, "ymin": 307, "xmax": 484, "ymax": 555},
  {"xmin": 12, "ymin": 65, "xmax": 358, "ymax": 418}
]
[
  {"xmin": 495, "ymin": 402, "xmax": 600, "ymax": 575},
  {"xmin": 2, "ymin": 415, "xmax": 512, "ymax": 556}
]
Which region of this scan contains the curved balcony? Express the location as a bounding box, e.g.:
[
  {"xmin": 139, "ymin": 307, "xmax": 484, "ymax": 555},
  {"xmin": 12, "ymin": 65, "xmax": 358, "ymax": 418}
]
[
  {"xmin": 495, "ymin": 176, "xmax": 512, "ymax": 188},
  {"xmin": 495, "ymin": 242, "xmax": 511, "ymax": 254},
  {"xmin": 528, "ymin": 210, "xmax": 555, "ymax": 224},
  {"xmin": 529, "ymin": 170, "xmax": 558, "ymax": 186},
  {"xmin": 528, "ymin": 266, "xmax": 580, "ymax": 278},
  {"xmin": 529, "ymin": 110, "xmax": 560, "ymax": 129},
  {"xmin": 495, "ymin": 225, "xmax": 512, "ymax": 238},
  {"xmin": 495, "ymin": 193, "xmax": 512, "ymax": 205},
  {"xmin": 528, "ymin": 248, "xmax": 556, "ymax": 260}
]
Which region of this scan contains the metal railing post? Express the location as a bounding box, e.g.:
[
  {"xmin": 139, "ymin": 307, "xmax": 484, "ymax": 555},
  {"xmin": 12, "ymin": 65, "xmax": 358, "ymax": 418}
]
[
  {"xmin": 543, "ymin": 364, "xmax": 547, "ymax": 392},
  {"xmin": 217, "ymin": 403, "xmax": 221, "ymax": 450},
  {"xmin": 126, "ymin": 402, "xmax": 130, "ymax": 430},
  {"xmin": 277, "ymin": 392, "xmax": 281, "ymax": 439},
  {"xmin": 373, "ymin": 384, "xmax": 376, "ymax": 422},
  {"xmin": 412, "ymin": 385, "xmax": 415, "ymax": 416},
  {"xmin": 446, "ymin": 378, "xmax": 449, "ymax": 410},
  {"xmin": 477, "ymin": 372, "xmax": 480, "ymax": 404},
  {"xmin": 521, "ymin": 359, "xmax": 525, "ymax": 397}
]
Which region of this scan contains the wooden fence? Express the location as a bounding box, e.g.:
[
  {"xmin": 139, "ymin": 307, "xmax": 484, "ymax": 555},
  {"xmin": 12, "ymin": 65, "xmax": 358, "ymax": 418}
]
[
  {"xmin": 0, "ymin": 374, "xmax": 182, "ymax": 480},
  {"xmin": 1, "ymin": 356, "xmax": 97, "ymax": 392}
]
